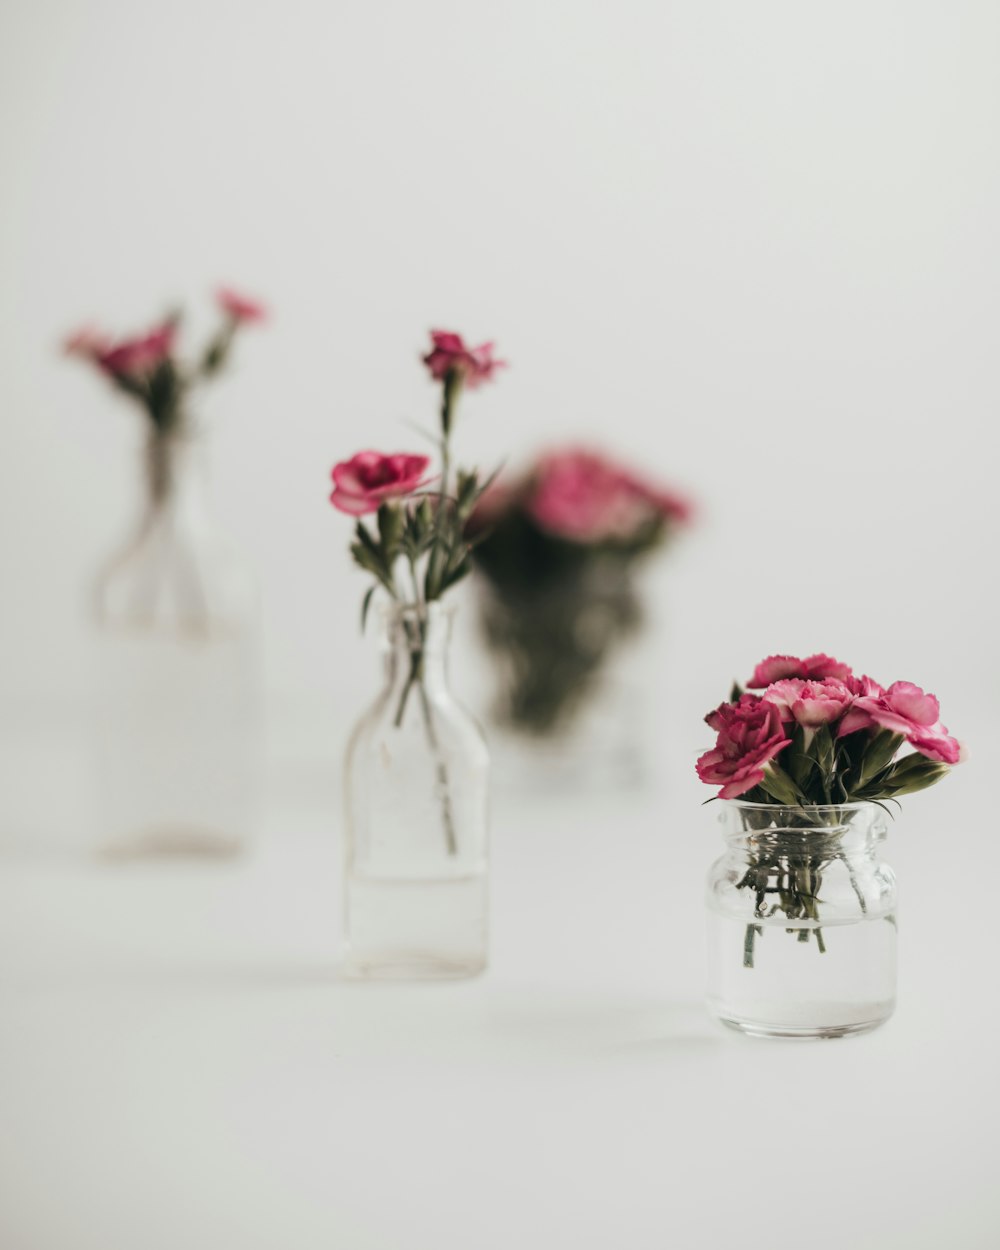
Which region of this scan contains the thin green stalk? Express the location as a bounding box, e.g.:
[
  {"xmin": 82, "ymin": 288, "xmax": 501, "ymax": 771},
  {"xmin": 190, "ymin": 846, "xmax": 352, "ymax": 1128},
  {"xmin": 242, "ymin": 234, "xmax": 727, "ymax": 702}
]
[{"xmin": 390, "ymin": 608, "xmax": 457, "ymax": 856}]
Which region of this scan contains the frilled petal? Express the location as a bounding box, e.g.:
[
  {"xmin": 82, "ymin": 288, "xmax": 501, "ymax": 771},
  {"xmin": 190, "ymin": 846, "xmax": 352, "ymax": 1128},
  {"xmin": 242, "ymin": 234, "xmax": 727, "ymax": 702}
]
[{"xmin": 329, "ymin": 489, "xmax": 377, "ymax": 516}]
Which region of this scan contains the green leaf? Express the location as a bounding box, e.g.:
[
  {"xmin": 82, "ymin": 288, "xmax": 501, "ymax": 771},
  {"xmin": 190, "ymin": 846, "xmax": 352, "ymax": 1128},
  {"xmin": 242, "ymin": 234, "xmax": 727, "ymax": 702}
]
[
  {"xmin": 377, "ymin": 502, "xmax": 404, "ymax": 555},
  {"xmin": 784, "ymin": 723, "xmax": 815, "ymax": 790},
  {"xmin": 440, "ymin": 559, "xmax": 472, "ymax": 593},
  {"xmin": 729, "ymin": 681, "xmax": 744, "ymax": 703},
  {"xmin": 360, "ymin": 585, "xmax": 376, "ymax": 633},
  {"xmin": 857, "ymin": 730, "xmax": 904, "ymax": 787},
  {"xmin": 758, "ymin": 762, "xmax": 803, "ymax": 805}
]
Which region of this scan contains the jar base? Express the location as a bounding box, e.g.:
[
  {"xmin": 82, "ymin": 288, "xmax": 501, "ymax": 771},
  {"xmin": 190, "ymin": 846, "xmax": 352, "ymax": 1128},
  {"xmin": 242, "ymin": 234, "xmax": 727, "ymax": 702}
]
[
  {"xmin": 342, "ymin": 952, "xmax": 487, "ymax": 981},
  {"xmin": 714, "ymin": 1007, "xmax": 894, "ymax": 1040}
]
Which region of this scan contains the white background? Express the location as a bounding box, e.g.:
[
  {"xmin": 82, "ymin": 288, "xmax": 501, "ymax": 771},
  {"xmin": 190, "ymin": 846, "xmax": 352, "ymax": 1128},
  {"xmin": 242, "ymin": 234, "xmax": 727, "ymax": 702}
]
[{"xmin": 1, "ymin": 2, "xmax": 999, "ymax": 1247}]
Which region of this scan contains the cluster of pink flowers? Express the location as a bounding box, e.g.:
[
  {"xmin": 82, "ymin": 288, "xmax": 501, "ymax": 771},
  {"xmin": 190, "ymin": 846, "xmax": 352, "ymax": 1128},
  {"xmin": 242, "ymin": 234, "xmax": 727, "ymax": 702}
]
[
  {"xmin": 65, "ymin": 288, "xmax": 266, "ymax": 381},
  {"xmin": 697, "ymin": 652, "xmax": 962, "ymax": 800}
]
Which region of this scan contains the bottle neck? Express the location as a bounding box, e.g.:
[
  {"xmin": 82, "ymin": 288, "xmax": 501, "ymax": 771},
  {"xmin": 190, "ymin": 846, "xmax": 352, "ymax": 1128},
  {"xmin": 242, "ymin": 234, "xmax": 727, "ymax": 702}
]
[
  {"xmin": 143, "ymin": 430, "xmax": 210, "ymax": 523},
  {"xmin": 381, "ymin": 604, "xmax": 453, "ymax": 701}
]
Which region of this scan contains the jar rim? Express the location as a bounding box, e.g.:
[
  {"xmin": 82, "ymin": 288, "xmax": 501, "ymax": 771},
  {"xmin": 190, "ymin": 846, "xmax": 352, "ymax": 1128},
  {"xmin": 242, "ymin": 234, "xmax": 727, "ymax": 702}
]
[{"xmin": 721, "ymin": 799, "xmax": 879, "ymax": 814}]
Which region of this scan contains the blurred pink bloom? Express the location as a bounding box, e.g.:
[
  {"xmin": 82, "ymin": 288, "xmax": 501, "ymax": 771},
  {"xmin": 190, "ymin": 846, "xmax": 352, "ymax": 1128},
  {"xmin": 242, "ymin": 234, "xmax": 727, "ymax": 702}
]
[
  {"xmin": 330, "ymin": 451, "xmax": 431, "ymax": 516},
  {"xmin": 748, "ymin": 653, "xmax": 853, "ymax": 688},
  {"xmin": 96, "ymin": 324, "xmax": 176, "ymax": 377},
  {"xmin": 63, "ymin": 325, "xmax": 111, "ymax": 359},
  {"xmin": 422, "ymin": 330, "xmax": 505, "ymax": 388},
  {"xmin": 698, "ymin": 694, "xmax": 792, "ymax": 799},
  {"xmin": 217, "ymin": 287, "xmax": 267, "ymax": 323},
  {"xmin": 527, "ymin": 448, "xmax": 690, "ymax": 543}
]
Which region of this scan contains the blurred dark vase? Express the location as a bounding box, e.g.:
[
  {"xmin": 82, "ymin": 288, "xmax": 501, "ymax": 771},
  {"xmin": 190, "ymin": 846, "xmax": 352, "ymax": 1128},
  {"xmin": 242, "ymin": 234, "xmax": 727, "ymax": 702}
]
[
  {"xmin": 91, "ymin": 429, "xmax": 261, "ymax": 858},
  {"xmin": 474, "ymin": 558, "xmax": 649, "ymax": 792}
]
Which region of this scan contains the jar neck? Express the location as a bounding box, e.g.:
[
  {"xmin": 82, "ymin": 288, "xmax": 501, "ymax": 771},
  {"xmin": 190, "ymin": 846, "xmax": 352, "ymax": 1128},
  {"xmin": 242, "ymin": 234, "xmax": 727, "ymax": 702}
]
[
  {"xmin": 380, "ymin": 603, "xmax": 454, "ymax": 699},
  {"xmin": 720, "ymin": 801, "xmax": 887, "ymax": 857}
]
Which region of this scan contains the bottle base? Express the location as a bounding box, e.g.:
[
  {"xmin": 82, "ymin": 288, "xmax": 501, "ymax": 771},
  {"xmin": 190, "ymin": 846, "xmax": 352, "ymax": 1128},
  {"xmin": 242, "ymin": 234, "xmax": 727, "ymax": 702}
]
[{"xmin": 342, "ymin": 951, "xmax": 488, "ymax": 981}]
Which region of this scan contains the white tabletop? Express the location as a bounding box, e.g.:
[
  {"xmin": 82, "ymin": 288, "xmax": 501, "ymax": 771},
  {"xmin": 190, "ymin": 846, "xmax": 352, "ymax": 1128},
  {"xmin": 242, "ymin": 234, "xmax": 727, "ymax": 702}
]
[{"xmin": 1, "ymin": 735, "xmax": 996, "ymax": 1250}]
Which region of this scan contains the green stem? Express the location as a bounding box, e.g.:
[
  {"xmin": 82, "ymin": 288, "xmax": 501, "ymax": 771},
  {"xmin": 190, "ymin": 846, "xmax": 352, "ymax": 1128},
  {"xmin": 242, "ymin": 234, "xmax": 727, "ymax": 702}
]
[
  {"xmin": 390, "ymin": 611, "xmax": 457, "ymax": 856},
  {"xmin": 425, "ymin": 372, "xmax": 459, "ymax": 600},
  {"xmin": 743, "ymin": 923, "xmax": 762, "ymax": 969}
]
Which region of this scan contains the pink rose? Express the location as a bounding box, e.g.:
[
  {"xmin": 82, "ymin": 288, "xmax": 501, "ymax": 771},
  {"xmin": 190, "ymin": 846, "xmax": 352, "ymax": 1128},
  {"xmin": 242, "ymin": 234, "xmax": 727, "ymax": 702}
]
[
  {"xmin": 747, "ymin": 653, "xmax": 854, "ymax": 688},
  {"xmin": 96, "ymin": 324, "xmax": 176, "ymax": 377},
  {"xmin": 330, "ymin": 451, "xmax": 431, "ymax": 516},
  {"xmin": 527, "ymin": 448, "xmax": 690, "ymax": 544},
  {"xmin": 422, "ymin": 330, "xmax": 506, "ymax": 388},
  {"xmin": 217, "ymin": 287, "xmax": 267, "ymax": 323},
  {"xmin": 697, "ymin": 695, "xmax": 792, "ymax": 799},
  {"xmin": 842, "ymin": 680, "xmax": 961, "ymax": 765},
  {"xmin": 762, "ymin": 677, "xmax": 854, "ymax": 729}
]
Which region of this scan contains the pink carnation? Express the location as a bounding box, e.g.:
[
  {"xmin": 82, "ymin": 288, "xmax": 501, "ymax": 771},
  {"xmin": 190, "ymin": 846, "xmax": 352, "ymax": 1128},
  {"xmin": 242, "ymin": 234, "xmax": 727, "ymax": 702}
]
[
  {"xmin": 330, "ymin": 451, "xmax": 431, "ymax": 516},
  {"xmin": 762, "ymin": 678, "xmax": 854, "ymax": 728},
  {"xmin": 96, "ymin": 324, "xmax": 176, "ymax": 377},
  {"xmin": 422, "ymin": 330, "xmax": 505, "ymax": 388},
  {"xmin": 697, "ymin": 695, "xmax": 792, "ymax": 799},
  {"xmin": 748, "ymin": 653, "xmax": 854, "ymax": 688},
  {"xmin": 842, "ymin": 680, "xmax": 962, "ymax": 765},
  {"xmin": 217, "ymin": 287, "xmax": 267, "ymax": 323},
  {"xmin": 527, "ymin": 448, "xmax": 690, "ymax": 544}
]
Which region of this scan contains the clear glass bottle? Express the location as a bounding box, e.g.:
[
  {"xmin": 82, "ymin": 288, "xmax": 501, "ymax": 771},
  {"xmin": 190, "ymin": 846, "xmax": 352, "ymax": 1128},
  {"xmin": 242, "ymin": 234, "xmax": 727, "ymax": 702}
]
[
  {"xmin": 344, "ymin": 602, "xmax": 489, "ymax": 979},
  {"xmin": 706, "ymin": 801, "xmax": 897, "ymax": 1038},
  {"xmin": 92, "ymin": 428, "xmax": 260, "ymax": 858}
]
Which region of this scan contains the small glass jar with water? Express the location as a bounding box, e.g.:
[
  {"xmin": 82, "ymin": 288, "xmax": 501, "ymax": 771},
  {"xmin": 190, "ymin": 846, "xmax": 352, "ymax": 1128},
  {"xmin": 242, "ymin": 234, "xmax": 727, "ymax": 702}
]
[{"xmin": 706, "ymin": 801, "xmax": 897, "ymax": 1038}]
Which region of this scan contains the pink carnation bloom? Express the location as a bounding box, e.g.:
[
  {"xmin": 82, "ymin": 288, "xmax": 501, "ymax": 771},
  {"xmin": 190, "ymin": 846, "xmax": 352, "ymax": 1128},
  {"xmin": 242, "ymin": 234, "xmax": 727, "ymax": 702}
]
[
  {"xmin": 422, "ymin": 330, "xmax": 505, "ymax": 388},
  {"xmin": 330, "ymin": 451, "xmax": 431, "ymax": 516},
  {"xmin": 528, "ymin": 448, "xmax": 690, "ymax": 544},
  {"xmin": 96, "ymin": 324, "xmax": 176, "ymax": 377},
  {"xmin": 748, "ymin": 653, "xmax": 853, "ymax": 688},
  {"xmin": 841, "ymin": 680, "xmax": 962, "ymax": 765},
  {"xmin": 762, "ymin": 678, "xmax": 854, "ymax": 728},
  {"xmin": 697, "ymin": 695, "xmax": 792, "ymax": 799},
  {"xmin": 217, "ymin": 287, "xmax": 267, "ymax": 323}
]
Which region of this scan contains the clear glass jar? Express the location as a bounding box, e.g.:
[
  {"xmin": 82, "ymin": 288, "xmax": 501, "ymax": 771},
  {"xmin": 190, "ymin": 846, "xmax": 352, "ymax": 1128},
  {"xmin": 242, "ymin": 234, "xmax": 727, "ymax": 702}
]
[
  {"xmin": 92, "ymin": 429, "xmax": 260, "ymax": 858},
  {"xmin": 706, "ymin": 801, "xmax": 897, "ymax": 1038},
  {"xmin": 343, "ymin": 602, "xmax": 489, "ymax": 979}
]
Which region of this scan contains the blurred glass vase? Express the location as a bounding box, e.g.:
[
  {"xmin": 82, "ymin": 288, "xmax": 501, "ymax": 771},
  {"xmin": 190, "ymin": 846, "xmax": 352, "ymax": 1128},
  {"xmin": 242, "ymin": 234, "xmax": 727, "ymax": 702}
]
[
  {"xmin": 344, "ymin": 604, "xmax": 489, "ymax": 978},
  {"xmin": 93, "ymin": 429, "xmax": 260, "ymax": 858},
  {"xmin": 64, "ymin": 286, "xmax": 267, "ymax": 858}
]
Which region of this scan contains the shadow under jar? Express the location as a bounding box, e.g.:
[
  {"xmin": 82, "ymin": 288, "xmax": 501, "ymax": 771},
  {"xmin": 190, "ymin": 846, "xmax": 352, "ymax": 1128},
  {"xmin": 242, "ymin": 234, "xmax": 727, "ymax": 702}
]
[
  {"xmin": 706, "ymin": 801, "xmax": 897, "ymax": 1039},
  {"xmin": 343, "ymin": 603, "xmax": 489, "ymax": 979}
]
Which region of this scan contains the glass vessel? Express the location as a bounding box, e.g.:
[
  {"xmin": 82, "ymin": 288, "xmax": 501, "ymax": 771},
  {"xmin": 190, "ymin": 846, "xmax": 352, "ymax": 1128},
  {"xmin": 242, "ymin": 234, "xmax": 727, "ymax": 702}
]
[
  {"xmin": 706, "ymin": 801, "xmax": 897, "ymax": 1039},
  {"xmin": 92, "ymin": 429, "xmax": 260, "ymax": 858},
  {"xmin": 344, "ymin": 603, "xmax": 489, "ymax": 979}
]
